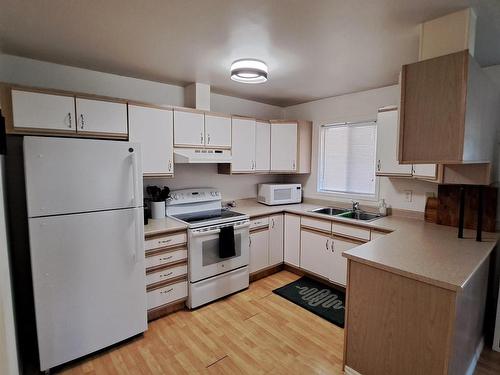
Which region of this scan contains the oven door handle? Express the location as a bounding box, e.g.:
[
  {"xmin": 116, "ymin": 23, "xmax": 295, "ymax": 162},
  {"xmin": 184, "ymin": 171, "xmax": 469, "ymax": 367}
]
[{"xmin": 191, "ymin": 222, "xmax": 250, "ymax": 237}]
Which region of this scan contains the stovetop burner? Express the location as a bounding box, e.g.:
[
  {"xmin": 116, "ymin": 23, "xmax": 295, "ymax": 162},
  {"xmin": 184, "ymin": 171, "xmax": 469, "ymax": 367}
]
[{"xmin": 171, "ymin": 209, "xmax": 247, "ymax": 227}]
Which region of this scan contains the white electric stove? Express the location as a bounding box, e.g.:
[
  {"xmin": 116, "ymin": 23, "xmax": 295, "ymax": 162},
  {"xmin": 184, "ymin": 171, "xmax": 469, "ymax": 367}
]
[{"xmin": 166, "ymin": 188, "xmax": 250, "ymax": 308}]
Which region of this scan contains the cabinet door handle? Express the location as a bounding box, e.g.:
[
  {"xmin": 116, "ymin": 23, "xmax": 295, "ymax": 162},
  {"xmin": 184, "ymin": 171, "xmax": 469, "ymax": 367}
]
[
  {"xmin": 80, "ymin": 114, "xmax": 85, "ymax": 129},
  {"xmin": 159, "ymin": 255, "xmax": 173, "ymax": 261},
  {"xmin": 168, "ymin": 160, "xmax": 172, "ymax": 172},
  {"xmin": 249, "ymin": 236, "xmax": 252, "ymax": 246},
  {"xmin": 68, "ymin": 112, "xmax": 72, "ymax": 128},
  {"xmin": 377, "ymin": 160, "xmax": 381, "ymax": 171},
  {"xmin": 159, "ymin": 239, "xmax": 172, "ymax": 244},
  {"xmin": 271, "ymin": 218, "xmax": 275, "ymax": 229},
  {"xmin": 200, "ymin": 132, "xmax": 204, "ymax": 143},
  {"xmin": 160, "ymin": 271, "xmax": 173, "ymax": 278},
  {"xmin": 331, "ymin": 239, "xmax": 335, "ymax": 252},
  {"xmin": 325, "ymin": 239, "xmax": 329, "ymax": 250},
  {"xmin": 160, "ymin": 288, "xmax": 173, "ymax": 294},
  {"xmin": 207, "ymin": 134, "xmax": 210, "ymax": 144},
  {"xmin": 292, "ymin": 160, "xmax": 296, "ymax": 170}
]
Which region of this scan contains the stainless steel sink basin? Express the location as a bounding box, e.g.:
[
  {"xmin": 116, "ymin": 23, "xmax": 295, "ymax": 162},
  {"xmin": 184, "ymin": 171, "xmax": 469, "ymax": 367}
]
[
  {"xmin": 311, "ymin": 207, "xmax": 350, "ymax": 216},
  {"xmin": 337, "ymin": 211, "xmax": 381, "ymax": 221},
  {"xmin": 310, "ymin": 207, "xmax": 381, "ymax": 222}
]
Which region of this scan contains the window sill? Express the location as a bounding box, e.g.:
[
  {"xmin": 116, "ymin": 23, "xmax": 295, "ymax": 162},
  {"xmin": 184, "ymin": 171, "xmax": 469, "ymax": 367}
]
[{"xmin": 316, "ymin": 189, "xmax": 379, "ymax": 203}]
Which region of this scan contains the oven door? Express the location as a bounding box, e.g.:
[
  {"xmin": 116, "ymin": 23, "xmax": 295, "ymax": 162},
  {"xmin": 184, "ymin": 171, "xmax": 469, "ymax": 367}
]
[{"xmin": 188, "ymin": 222, "xmax": 250, "ymax": 283}]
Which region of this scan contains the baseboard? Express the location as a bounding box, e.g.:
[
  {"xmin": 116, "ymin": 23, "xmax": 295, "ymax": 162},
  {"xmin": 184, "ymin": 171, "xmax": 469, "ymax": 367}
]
[
  {"xmin": 465, "ymin": 337, "xmax": 484, "ymax": 375},
  {"xmin": 344, "ymin": 365, "xmax": 362, "ymax": 375},
  {"xmin": 250, "ymin": 264, "xmax": 284, "ymax": 282}
]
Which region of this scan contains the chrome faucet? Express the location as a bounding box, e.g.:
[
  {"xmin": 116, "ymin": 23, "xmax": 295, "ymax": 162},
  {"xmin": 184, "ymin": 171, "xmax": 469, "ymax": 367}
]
[{"xmin": 352, "ymin": 201, "xmax": 360, "ymax": 213}]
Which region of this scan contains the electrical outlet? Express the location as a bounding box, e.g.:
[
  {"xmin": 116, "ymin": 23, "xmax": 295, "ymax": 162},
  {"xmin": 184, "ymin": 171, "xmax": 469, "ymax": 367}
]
[{"xmin": 405, "ymin": 190, "xmax": 413, "ymax": 202}]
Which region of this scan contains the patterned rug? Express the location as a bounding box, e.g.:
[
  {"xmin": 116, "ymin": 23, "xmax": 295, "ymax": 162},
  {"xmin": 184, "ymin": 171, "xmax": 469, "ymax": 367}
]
[{"xmin": 273, "ymin": 276, "xmax": 345, "ymax": 328}]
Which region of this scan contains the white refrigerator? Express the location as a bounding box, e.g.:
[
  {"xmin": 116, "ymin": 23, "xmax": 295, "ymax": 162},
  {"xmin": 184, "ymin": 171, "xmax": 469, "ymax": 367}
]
[{"xmin": 23, "ymin": 137, "xmax": 147, "ymax": 371}]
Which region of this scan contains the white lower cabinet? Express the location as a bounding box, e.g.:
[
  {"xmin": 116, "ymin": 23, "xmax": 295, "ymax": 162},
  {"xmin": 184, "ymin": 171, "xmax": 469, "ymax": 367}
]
[
  {"xmin": 329, "ymin": 237, "xmax": 359, "ymax": 286},
  {"xmin": 300, "ymin": 229, "xmax": 332, "ymax": 280},
  {"xmin": 284, "ymin": 214, "xmax": 300, "ymax": 267},
  {"xmin": 249, "ymin": 228, "xmax": 269, "ymax": 273},
  {"xmin": 147, "ymin": 281, "xmax": 188, "ymax": 310},
  {"xmin": 269, "ymin": 214, "xmax": 283, "ymax": 266}
]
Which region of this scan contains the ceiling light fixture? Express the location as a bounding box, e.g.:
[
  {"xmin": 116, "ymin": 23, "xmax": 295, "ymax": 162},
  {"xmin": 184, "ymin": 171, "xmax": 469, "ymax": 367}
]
[{"xmin": 230, "ymin": 59, "xmax": 268, "ymax": 84}]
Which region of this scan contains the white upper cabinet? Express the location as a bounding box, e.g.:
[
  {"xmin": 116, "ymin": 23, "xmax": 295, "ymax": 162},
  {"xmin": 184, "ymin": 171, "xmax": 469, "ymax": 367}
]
[
  {"xmin": 268, "ymin": 214, "xmax": 283, "ymax": 266},
  {"xmin": 376, "ymin": 107, "xmax": 437, "ymax": 180},
  {"xmin": 412, "ymin": 164, "xmax": 437, "ymax": 179},
  {"xmin": 255, "ymin": 121, "xmax": 271, "ymax": 171},
  {"xmin": 173, "ymin": 109, "xmax": 205, "ymax": 147},
  {"xmin": 231, "ymin": 117, "xmax": 256, "ymax": 172},
  {"xmin": 129, "ymin": 105, "xmax": 173, "ymax": 176},
  {"xmin": 75, "ymin": 98, "xmax": 127, "ymax": 136},
  {"xmin": 204, "ymin": 114, "xmax": 231, "ymax": 148},
  {"xmin": 271, "ymin": 122, "xmax": 297, "ymax": 172},
  {"xmin": 11, "ymin": 90, "xmax": 76, "ymax": 132},
  {"xmin": 376, "ymin": 108, "xmax": 412, "ymax": 176}
]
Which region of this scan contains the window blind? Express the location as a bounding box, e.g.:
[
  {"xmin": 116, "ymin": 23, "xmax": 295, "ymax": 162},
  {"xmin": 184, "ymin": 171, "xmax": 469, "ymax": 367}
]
[{"xmin": 319, "ymin": 122, "xmax": 377, "ymax": 196}]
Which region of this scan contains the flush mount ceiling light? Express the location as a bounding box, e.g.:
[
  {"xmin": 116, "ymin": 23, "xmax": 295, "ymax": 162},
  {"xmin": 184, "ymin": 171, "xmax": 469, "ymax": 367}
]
[{"xmin": 230, "ymin": 59, "xmax": 268, "ymax": 84}]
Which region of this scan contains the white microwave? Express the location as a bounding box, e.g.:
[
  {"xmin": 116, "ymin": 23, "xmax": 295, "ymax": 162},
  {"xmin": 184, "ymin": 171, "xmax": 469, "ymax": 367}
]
[{"xmin": 257, "ymin": 184, "xmax": 302, "ymax": 206}]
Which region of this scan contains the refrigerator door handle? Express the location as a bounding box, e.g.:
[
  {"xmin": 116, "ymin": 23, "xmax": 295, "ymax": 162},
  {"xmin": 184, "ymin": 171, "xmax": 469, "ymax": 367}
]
[{"xmin": 131, "ymin": 151, "xmax": 140, "ymax": 207}]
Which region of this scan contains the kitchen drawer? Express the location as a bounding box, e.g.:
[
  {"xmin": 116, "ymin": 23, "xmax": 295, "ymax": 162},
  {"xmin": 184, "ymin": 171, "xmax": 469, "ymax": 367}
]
[
  {"xmin": 145, "ymin": 248, "xmax": 187, "ymax": 270},
  {"xmin": 250, "ymin": 216, "xmax": 270, "ymax": 230},
  {"xmin": 332, "ymin": 222, "xmax": 370, "ymax": 241},
  {"xmin": 145, "ymin": 231, "xmax": 187, "ymax": 251},
  {"xmin": 301, "ymin": 216, "xmax": 331, "ymax": 233},
  {"xmin": 146, "ymin": 263, "xmax": 188, "ymax": 286},
  {"xmin": 147, "ymin": 281, "xmax": 187, "ymax": 310}
]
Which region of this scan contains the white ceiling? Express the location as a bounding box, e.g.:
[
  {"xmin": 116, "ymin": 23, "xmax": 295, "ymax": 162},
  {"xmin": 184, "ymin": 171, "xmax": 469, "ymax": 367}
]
[{"xmin": 0, "ymin": 0, "xmax": 499, "ymax": 106}]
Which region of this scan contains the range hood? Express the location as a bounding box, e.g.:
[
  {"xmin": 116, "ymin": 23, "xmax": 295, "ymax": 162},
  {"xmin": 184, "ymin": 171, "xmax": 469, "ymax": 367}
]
[{"xmin": 174, "ymin": 148, "xmax": 232, "ymax": 163}]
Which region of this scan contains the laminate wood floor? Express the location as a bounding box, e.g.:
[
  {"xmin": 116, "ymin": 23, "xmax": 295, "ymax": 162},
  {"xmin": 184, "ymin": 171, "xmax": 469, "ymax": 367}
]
[
  {"xmin": 58, "ymin": 271, "xmax": 345, "ymax": 374},
  {"xmin": 474, "ymin": 346, "xmax": 500, "ymax": 375}
]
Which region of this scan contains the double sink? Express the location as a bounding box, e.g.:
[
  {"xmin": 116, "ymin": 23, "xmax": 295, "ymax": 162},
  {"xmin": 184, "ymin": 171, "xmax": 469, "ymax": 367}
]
[{"xmin": 310, "ymin": 207, "xmax": 381, "ymax": 222}]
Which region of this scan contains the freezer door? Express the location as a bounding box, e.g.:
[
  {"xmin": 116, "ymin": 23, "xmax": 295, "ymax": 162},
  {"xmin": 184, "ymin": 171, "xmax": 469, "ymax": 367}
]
[
  {"xmin": 24, "ymin": 137, "xmax": 143, "ymax": 217},
  {"xmin": 28, "ymin": 208, "xmax": 147, "ymax": 371}
]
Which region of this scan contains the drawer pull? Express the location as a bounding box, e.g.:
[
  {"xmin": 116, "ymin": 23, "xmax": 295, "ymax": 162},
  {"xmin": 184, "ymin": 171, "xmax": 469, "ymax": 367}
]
[
  {"xmin": 159, "ymin": 255, "xmax": 173, "ymax": 261},
  {"xmin": 158, "ymin": 239, "xmax": 172, "ymax": 244},
  {"xmin": 160, "ymin": 288, "xmax": 173, "ymax": 294},
  {"xmin": 160, "ymin": 272, "xmax": 174, "ymax": 278}
]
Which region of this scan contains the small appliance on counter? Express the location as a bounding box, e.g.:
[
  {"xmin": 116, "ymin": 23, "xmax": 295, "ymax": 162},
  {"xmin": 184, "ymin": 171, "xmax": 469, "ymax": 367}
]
[{"xmin": 257, "ymin": 183, "xmax": 302, "ymax": 205}]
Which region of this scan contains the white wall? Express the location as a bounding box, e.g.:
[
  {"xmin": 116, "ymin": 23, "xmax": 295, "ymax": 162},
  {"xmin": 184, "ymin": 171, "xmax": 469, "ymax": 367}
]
[
  {"xmin": 284, "ymin": 85, "xmax": 438, "ymax": 212},
  {"xmin": 211, "ymin": 92, "xmax": 284, "ymax": 119},
  {"xmin": 0, "ymin": 54, "xmax": 286, "ymax": 200},
  {"xmin": 145, "ymin": 164, "xmax": 285, "ymax": 202},
  {"xmin": 0, "ymin": 159, "xmax": 19, "ymax": 375},
  {"xmin": 0, "ymin": 54, "xmax": 284, "ymax": 119},
  {"xmin": 484, "ymin": 64, "xmax": 500, "ymax": 230}
]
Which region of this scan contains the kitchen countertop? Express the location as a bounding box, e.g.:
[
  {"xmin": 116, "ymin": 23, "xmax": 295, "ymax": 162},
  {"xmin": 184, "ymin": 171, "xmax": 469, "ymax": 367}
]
[{"xmin": 144, "ymin": 198, "xmax": 498, "ymax": 291}]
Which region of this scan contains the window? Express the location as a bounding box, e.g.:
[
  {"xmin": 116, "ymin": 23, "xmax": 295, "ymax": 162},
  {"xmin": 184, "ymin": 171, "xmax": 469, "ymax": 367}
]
[{"xmin": 318, "ymin": 121, "xmax": 377, "ymax": 197}]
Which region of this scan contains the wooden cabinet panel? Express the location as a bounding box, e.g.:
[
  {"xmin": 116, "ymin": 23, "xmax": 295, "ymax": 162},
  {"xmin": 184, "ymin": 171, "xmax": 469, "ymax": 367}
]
[
  {"xmin": 284, "ymin": 214, "xmax": 300, "ymax": 267},
  {"xmin": 249, "ymin": 228, "xmax": 269, "ymax": 274},
  {"xmin": 204, "ymin": 114, "xmax": 231, "ymax": 148},
  {"xmin": 75, "ymin": 98, "xmax": 127, "ymax": 136},
  {"xmin": 231, "ymin": 117, "xmax": 256, "ymax": 172},
  {"xmin": 129, "ymin": 105, "xmax": 173, "ymax": 176},
  {"xmin": 300, "ymin": 228, "xmax": 331, "ymax": 279},
  {"xmin": 271, "ymin": 122, "xmax": 297, "ymax": 172},
  {"xmin": 269, "ymin": 214, "xmax": 283, "ymax": 266},
  {"xmin": 173, "ymin": 110, "xmax": 205, "ymax": 147},
  {"xmin": 255, "ymin": 120, "xmax": 271, "ymax": 171},
  {"xmin": 11, "ymin": 90, "xmax": 76, "ymax": 132},
  {"xmin": 376, "ymin": 108, "xmax": 412, "ymax": 176}
]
